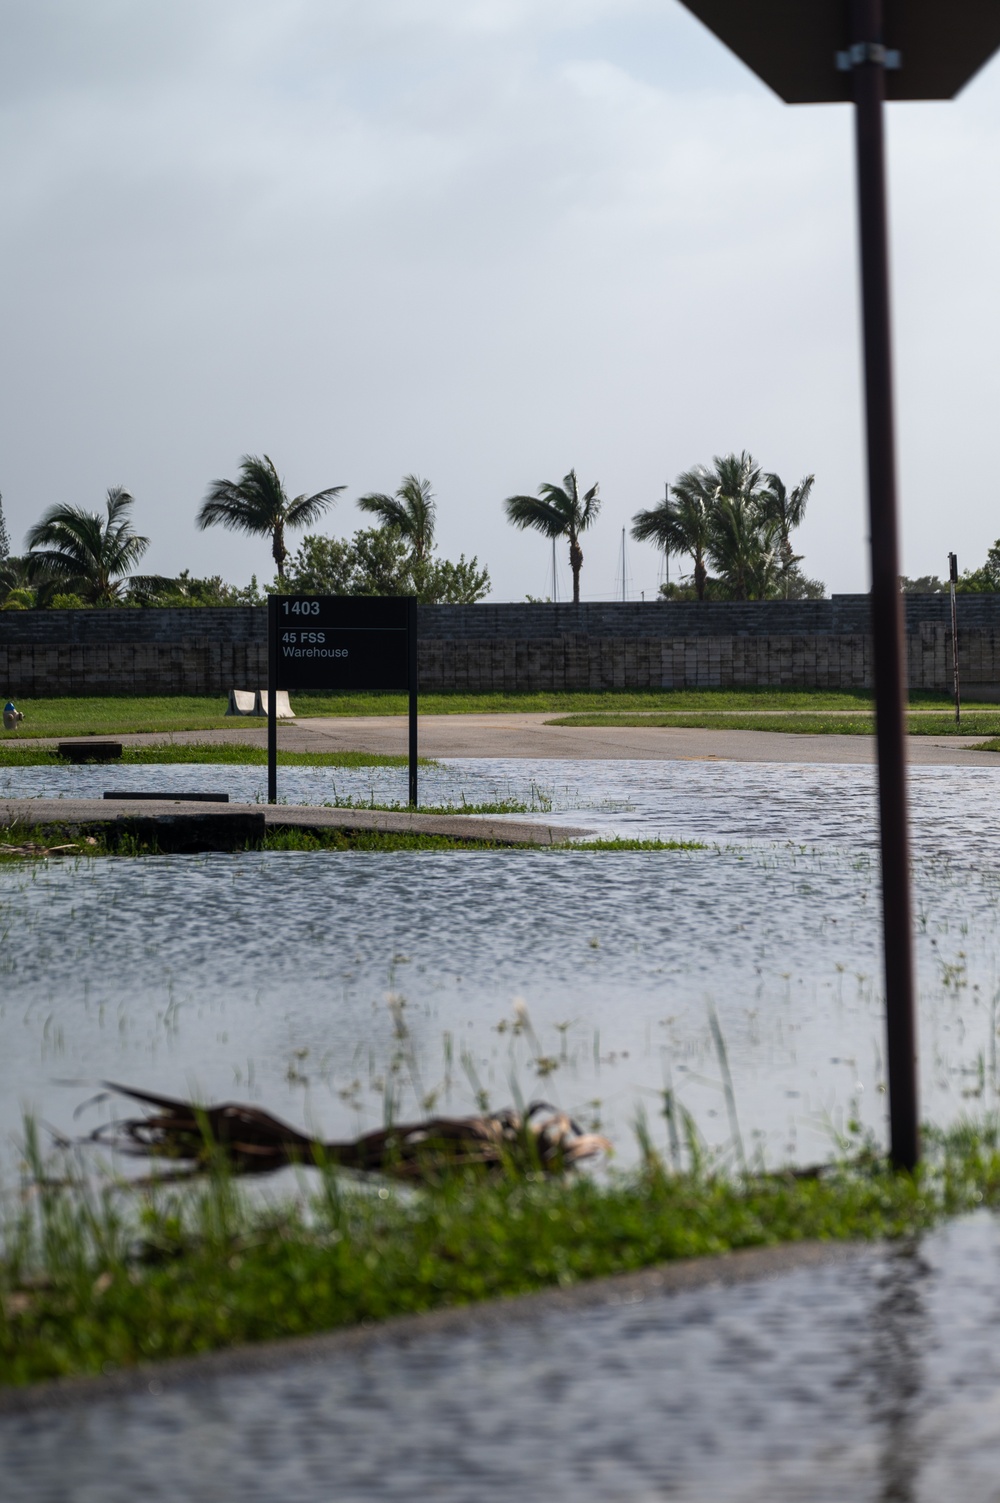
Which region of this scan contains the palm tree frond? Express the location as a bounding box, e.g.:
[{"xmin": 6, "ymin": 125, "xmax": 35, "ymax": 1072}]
[
  {"xmin": 504, "ymin": 494, "xmax": 566, "ymax": 538},
  {"xmin": 197, "ymin": 455, "xmax": 344, "ymax": 578},
  {"xmin": 284, "ymin": 486, "xmax": 347, "ymax": 530}
]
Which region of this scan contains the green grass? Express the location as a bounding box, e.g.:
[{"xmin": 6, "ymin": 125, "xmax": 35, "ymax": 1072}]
[
  {"xmin": 3, "ymin": 696, "xmax": 242, "ymax": 739},
  {"xmin": 3, "ymin": 1116, "xmax": 999, "ymax": 1386},
  {"xmin": 548, "ymin": 711, "xmax": 1000, "ymax": 737},
  {"xmin": 261, "ymin": 827, "xmax": 533, "ymax": 852},
  {"xmin": 0, "ymin": 688, "xmax": 987, "ymax": 741}
]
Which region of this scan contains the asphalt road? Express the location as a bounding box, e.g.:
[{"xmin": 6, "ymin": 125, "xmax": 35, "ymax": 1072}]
[{"xmin": 63, "ymin": 713, "xmax": 1000, "ymax": 766}]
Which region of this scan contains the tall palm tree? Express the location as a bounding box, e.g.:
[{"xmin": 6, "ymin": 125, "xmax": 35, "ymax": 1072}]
[
  {"xmin": 631, "ymin": 467, "xmax": 715, "ymax": 601},
  {"xmin": 197, "ymin": 455, "xmax": 345, "ymax": 582},
  {"xmin": 704, "ymin": 452, "xmax": 779, "ymax": 601},
  {"xmin": 25, "ymin": 487, "xmax": 162, "ymax": 605},
  {"xmin": 708, "ymin": 494, "xmax": 780, "ymax": 600},
  {"xmin": 356, "ymin": 475, "xmax": 436, "ymax": 562},
  {"xmin": 762, "ymin": 471, "xmax": 815, "ymax": 596},
  {"xmin": 504, "ymin": 470, "xmax": 600, "ymax": 604}
]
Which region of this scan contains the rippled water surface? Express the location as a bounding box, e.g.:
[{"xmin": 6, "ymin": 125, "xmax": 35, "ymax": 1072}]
[
  {"xmin": 3, "ymin": 754, "xmax": 1000, "ymax": 852},
  {"xmin": 2, "ymin": 758, "xmax": 1000, "ymax": 1173}
]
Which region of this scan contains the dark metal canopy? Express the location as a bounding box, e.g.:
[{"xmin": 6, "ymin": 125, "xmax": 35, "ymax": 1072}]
[{"xmin": 676, "ymin": 0, "xmax": 1000, "ymax": 102}]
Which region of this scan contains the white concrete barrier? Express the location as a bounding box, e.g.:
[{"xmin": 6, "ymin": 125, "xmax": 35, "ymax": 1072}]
[
  {"xmin": 256, "ymin": 691, "xmax": 295, "ymax": 719},
  {"xmin": 226, "ymin": 690, "xmax": 258, "ymax": 716},
  {"xmin": 226, "ymin": 690, "xmax": 295, "ymax": 718}
]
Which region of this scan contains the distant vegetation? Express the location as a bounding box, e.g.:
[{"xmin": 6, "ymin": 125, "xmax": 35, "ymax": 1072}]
[
  {"xmin": 12, "ymin": 451, "xmax": 996, "ymax": 611},
  {"xmin": 901, "ymin": 540, "xmax": 1000, "ymax": 595},
  {"xmin": 632, "ymin": 452, "xmax": 823, "ymax": 602},
  {"xmin": 0, "ymin": 464, "xmax": 489, "ymax": 609}
]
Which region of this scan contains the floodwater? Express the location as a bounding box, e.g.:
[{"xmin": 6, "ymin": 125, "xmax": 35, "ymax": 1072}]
[
  {"xmin": 5, "ymin": 1213, "xmax": 1000, "ymax": 1501},
  {"xmin": 6, "ymin": 756, "xmax": 1000, "ymax": 1499},
  {"xmin": 1, "ymin": 759, "xmax": 999, "ymax": 1175},
  {"xmin": 3, "ymin": 754, "xmax": 1000, "ymax": 854}
]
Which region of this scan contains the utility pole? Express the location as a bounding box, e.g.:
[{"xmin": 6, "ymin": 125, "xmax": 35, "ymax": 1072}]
[
  {"xmin": 665, "ymin": 483, "xmax": 670, "ymax": 590},
  {"xmin": 848, "ymin": 0, "xmax": 918, "ymax": 1170},
  {"xmin": 949, "ymin": 552, "xmax": 961, "ymax": 723}
]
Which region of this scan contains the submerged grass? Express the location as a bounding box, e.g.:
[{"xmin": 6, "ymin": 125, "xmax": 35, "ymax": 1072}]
[
  {"xmin": 3, "ymin": 1115, "xmax": 1000, "ymax": 1386},
  {"xmin": 0, "ymin": 823, "xmax": 710, "ymax": 858},
  {"xmin": 569, "ymin": 836, "xmax": 707, "ymax": 851},
  {"xmin": 0, "ymin": 822, "xmax": 537, "ymax": 858},
  {"xmin": 261, "ymin": 828, "xmax": 534, "ymax": 853}
]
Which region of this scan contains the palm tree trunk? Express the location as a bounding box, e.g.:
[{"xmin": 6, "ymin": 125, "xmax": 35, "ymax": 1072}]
[
  {"xmin": 694, "ymin": 551, "xmax": 707, "ymax": 602},
  {"xmin": 569, "ymin": 535, "xmax": 583, "ymax": 604},
  {"xmin": 273, "ymin": 522, "xmax": 285, "ymax": 581}
]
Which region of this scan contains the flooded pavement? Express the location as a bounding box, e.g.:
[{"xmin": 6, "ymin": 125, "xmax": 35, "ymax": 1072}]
[
  {"xmin": 4, "ymin": 1212, "xmax": 1000, "ymax": 1501},
  {"xmin": 2, "ymin": 754, "xmax": 999, "ymax": 855},
  {"xmin": 5, "ymin": 757, "xmax": 1000, "ymax": 1498},
  {"xmin": 1, "ymin": 758, "xmax": 1000, "ymax": 1174}
]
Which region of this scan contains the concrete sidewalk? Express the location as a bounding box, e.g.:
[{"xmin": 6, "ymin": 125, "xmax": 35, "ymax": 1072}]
[{"xmin": 0, "ymin": 797, "xmax": 591, "ymax": 849}]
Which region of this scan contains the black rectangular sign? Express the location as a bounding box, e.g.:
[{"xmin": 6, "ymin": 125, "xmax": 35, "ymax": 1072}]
[
  {"xmin": 273, "ymin": 596, "xmax": 412, "ymax": 693},
  {"xmin": 267, "ymin": 594, "xmax": 418, "ymax": 805}
]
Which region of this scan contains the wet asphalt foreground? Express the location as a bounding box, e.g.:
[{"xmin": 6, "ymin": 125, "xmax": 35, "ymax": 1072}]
[{"xmin": 5, "ymin": 1213, "xmax": 1000, "ymax": 1502}]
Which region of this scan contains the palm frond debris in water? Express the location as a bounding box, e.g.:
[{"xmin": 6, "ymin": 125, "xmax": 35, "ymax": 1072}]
[{"xmin": 85, "ymin": 1082, "xmax": 611, "ymax": 1180}]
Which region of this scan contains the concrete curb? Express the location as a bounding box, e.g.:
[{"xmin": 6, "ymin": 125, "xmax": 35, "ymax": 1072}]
[
  {"xmin": 0, "ymin": 799, "xmax": 593, "ymax": 849},
  {"xmin": 0, "ymin": 1238, "xmax": 875, "ymax": 1414}
]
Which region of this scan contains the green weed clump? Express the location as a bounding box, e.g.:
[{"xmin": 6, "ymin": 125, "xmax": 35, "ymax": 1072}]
[{"xmin": 3, "ymin": 1117, "xmax": 1000, "ymax": 1386}]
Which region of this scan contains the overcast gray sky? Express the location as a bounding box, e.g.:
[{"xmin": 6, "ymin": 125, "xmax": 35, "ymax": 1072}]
[{"xmin": 2, "ymin": 0, "xmax": 999, "ymax": 601}]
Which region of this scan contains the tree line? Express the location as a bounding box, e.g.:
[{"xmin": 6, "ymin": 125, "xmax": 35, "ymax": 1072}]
[
  {"xmin": 505, "ymin": 451, "xmax": 822, "ymax": 603},
  {"xmin": 13, "ymin": 445, "xmax": 989, "ymax": 608},
  {"xmin": 0, "ymin": 459, "xmax": 490, "ymax": 608}
]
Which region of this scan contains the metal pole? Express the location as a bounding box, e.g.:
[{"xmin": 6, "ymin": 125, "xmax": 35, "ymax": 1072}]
[
  {"xmin": 949, "ymin": 552, "xmax": 961, "ymax": 723},
  {"xmin": 665, "ymin": 483, "xmax": 670, "ymax": 589},
  {"xmin": 267, "ymin": 595, "xmax": 278, "ymax": 805},
  {"xmin": 408, "ymin": 596, "xmax": 418, "ymax": 807},
  {"xmin": 851, "ymin": 0, "xmax": 919, "ymax": 1169}
]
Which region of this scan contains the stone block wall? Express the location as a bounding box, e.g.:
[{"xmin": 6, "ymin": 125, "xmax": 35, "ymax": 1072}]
[{"xmin": 1, "ymin": 597, "xmax": 998, "ymax": 697}]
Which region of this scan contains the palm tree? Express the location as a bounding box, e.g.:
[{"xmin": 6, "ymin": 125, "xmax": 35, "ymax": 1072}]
[
  {"xmin": 762, "ymin": 471, "xmax": 815, "ymax": 596},
  {"xmin": 708, "ymin": 494, "xmax": 781, "ymax": 600},
  {"xmin": 356, "ymin": 475, "xmax": 436, "ymax": 562},
  {"xmin": 632, "ymin": 467, "xmax": 715, "ymax": 601},
  {"xmin": 25, "ymin": 488, "xmax": 163, "ymax": 605},
  {"xmin": 197, "ymin": 455, "xmax": 345, "ymax": 582},
  {"xmin": 504, "ymin": 470, "xmax": 600, "ymax": 604},
  {"xmin": 703, "ymin": 452, "xmax": 780, "ymax": 601}
]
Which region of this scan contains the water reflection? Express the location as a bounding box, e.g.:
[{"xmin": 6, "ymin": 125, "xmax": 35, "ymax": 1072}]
[{"xmin": 867, "ymin": 1242, "xmax": 930, "ymax": 1503}]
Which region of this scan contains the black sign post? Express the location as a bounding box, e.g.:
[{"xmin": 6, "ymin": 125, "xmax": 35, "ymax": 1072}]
[
  {"xmin": 266, "ymin": 595, "xmax": 418, "ymax": 807},
  {"xmin": 675, "ymin": 0, "xmax": 1000, "ymax": 1170}
]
